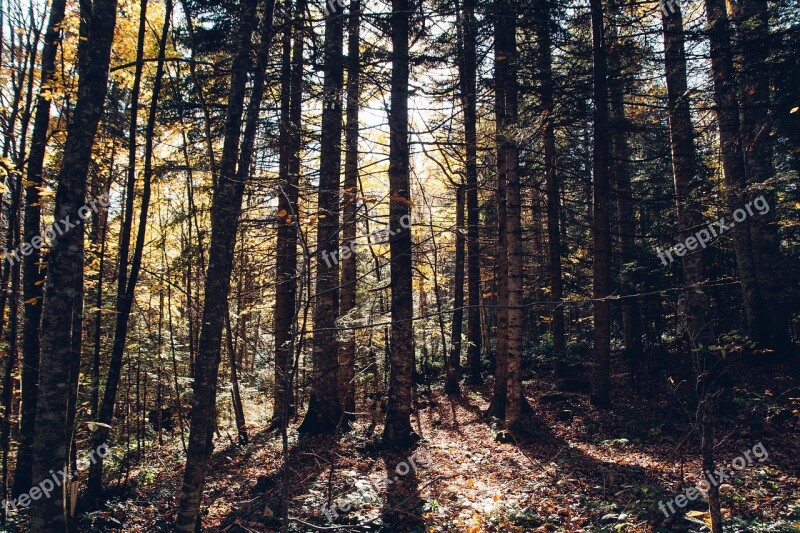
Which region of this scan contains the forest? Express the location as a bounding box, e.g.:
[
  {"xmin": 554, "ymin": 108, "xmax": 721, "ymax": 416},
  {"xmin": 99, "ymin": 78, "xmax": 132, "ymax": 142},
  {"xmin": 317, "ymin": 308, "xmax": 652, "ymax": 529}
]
[{"xmin": 0, "ymin": 0, "xmax": 798, "ymax": 530}]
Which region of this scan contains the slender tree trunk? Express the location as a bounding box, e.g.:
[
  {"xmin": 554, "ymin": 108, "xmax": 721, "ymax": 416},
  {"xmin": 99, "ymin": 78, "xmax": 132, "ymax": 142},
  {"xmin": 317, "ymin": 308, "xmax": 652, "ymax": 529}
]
[
  {"xmin": 1, "ymin": 173, "xmax": 20, "ymax": 525},
  {"xmin": 733, "ymin": 0, "xmax": 789, "ymax": 350},
  {"xmin": 273, "ymin": 0, "xmax": 305, "ymax": 428},
  {"xmin": 590, "ymin": 0, "xmax": 612, "ymax": 408},
  {"xmin": 89, "ymin": 0, "xmax": 172, "ymax": 498},
  {"xmin": 535, "ymin": 0, "xmax": 565, "ymax": 378},
  {"xmin": 661, "ymin": 5, "xmax": 723, "ymax": 531},
  {"xmin": 486, "ymin": 0, "xmax": 510, "ymax": 419},
  {"xmin": 446, "ymin": 184, "xmax": 465, "ymax": 394},
  {"xmin": 608, "ymin": 26, "xmax": 643, "ymax": 373},
  {"xmin": 175, "ymin": 1, "xmax": 276, "ymax": 528},
  {"xmin": 298, "ymin": 0, "xmax": 345, "ymax": 434},
  {"xmin": 339, "ymin": 0, "xmax": 361, "ymax": 421},
  {"xmin": 703, "ymin": 0, "xmax": 760, "ymax": 344},
  {"xmin": 29, "ymin": 0, "xmax": 118, "ymax": 527},
  {"xmin": 382, "ymin": 0, "xmax": 416, "ymax": 448},
  {"xmin": 460, "ymin": 0, "xmax": 482, "ymax": 385},
  {"xmin": 14, "ymin": 0, "xmax": 67, "ymax": 497},
  {"xmin": 496, "ymin": 0, "xmax": 525, "ymax": 430},
  {"xmin": 226, "ymin": 308, "xmax": 247, "ymax": 445}
]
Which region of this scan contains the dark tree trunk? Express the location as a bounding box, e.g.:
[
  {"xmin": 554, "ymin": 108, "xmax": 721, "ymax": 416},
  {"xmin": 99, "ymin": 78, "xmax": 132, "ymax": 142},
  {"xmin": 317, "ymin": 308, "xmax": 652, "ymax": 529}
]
[
  {"xmin": 339, "ymin": 0, "xmax": 361, "ymax": 421},
  {"xmin": 496, "ymin": 0, "xmax": 525, "ymax": 430},
  {"xmin": 608, "ymin": 26, "xmax": 643, "ymax": 372},
  {"xmin": 733, "ymin": 0, "xmax": 790, "ymax": 351},
  {"xmin": 590, "ymin": 0, "xmax": 612, "ymax": 409},
  {"xmin": 14, "ymin": 0, "xmax": 67, "ymax": 497},
  {"xmin": 382, "ymin": 0, "xmax": 416, "ymax": 448},
  {"xmin": 535, "ymin": 0, "xmax": 566, "ymax": 378},
  {"xmin": 298, "ymin": 0, "xmax": 345, "ymax": 435},
  {"xmin": 273, "ymin": 0, "xmax": 305, "ymax": 428},
  {"xmin": 29, "ymin": 0, "xmax": 118, "ymax": 527},
  {"xmin": 661, "ymin": 5, "xmax": 723, "ymax": 531},
  {"xmin": 703, "ymin": 0, "xmax": 760, "ymax": 345},
  {"xmin": 446, "ymin": 184, "xmax": 465, "ymax": 394},
  {"xmin": 1, "ymin": 173, "xmax": 20, "ymax": 525},
  {"xmin": 226, "ymin": 309, "xmax": 248, "ymax": 445},
  {"xmin": 485, "ymin": 0, "xmax": 510, "ymax": 418},
  {"xmin": 175, "ymin": 0, "xmax": 276, "ymax": 528},
  {"xmin": 461, "ymin": 0, "xmax": 482, "ymax": 386}
]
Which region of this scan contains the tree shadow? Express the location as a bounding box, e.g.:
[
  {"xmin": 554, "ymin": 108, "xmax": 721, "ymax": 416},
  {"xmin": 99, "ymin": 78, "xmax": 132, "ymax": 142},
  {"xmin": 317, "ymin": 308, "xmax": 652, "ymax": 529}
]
[{"xmin": 379, "ymin": 447, "xmax": 424, "ymax": 532}]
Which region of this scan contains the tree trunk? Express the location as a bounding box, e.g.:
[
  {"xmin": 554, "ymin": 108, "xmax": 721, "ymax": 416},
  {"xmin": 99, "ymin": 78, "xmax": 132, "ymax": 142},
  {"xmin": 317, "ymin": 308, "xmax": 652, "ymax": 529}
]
[
  {"xmin": 339, "ymin": 0, "xmax": 361, "ymax": 422},
  {"xmin": 661, "ymin": 5, "xmax": 723, "ymax": 531},
  {"xmin": 382, "ymin": 0, "xmax": 416, "ymax": 448},
  {"xmin": 175, "ymin": 0, "xmax": 276, "ymax": 528},
  {"xmin": 733, "ymin": 0, "xmax": 789, "ymax": 351},
  {"xmin": 29, "ymin": 0, "xmax": 118, "ymax": 527},
  {"xmin": 608, "ymin": 26, "xmax": 643, "ymax": 373},
  {"xmin": 703, "ymin": 0, "xmax": 760, "ymax": 345},
  {"xmin": 14, "ymin": 0, "xmax": 67, "ymax": 497},
  {"xmin": 298, "ymin": 0, "xmax": 345, "ymax": 434},
  {"xmin": 590, "ymin": 0, "xmax": 612, "ymax": 408},
  {"xmin": 535, "ymin": 0, "xmax": 566, "ymax": 378},
  {"xmin": 446, "ymin": 184, "xmax": 465, "ymax": 394},
  {"xmin": 497, "ymin": 0, "xmax": 525, "ymax": 431},
  {"xmin": 461, "ymin": 0, "xmax": 482, "ymax": 386},
  {"xmin": 273, "ymin": 0, "xmax": 305, "ymax": 428},
  {"xmin": 485, "ymin": 0, "xmax": 510, "ymax": 418}
]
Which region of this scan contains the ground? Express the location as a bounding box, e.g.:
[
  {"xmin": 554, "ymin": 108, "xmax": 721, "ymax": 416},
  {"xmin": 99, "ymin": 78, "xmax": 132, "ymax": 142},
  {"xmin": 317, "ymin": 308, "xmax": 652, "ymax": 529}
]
[{"xmin": 78, "ymin": 355, "xmax": 800, "ymax": 532}]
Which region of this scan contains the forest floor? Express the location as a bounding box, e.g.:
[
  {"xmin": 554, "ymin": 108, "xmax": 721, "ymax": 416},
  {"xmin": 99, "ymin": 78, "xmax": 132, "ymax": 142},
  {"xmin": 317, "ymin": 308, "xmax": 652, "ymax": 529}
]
[{"xmin": 83, "ymin": 354, "xmax": 800, "ymax": 533}]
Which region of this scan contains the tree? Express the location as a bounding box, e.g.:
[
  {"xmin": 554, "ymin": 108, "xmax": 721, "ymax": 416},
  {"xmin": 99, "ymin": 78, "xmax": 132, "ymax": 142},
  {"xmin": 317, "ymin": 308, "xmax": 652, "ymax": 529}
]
[
  {"xmin": 13, "ymin": 0, "xmax": 66, "ymax": 498},
  {"xmin": 298, "ymin": 0, "xmax": 346, "ymax": 434},
  {"xmin": 29, "ymin": 0, "xmax": 119, "ymax": 527},
  {"xmin": 340, "ymin": 0, "xmax": 361, "ymax": 419},
  {"xmin": 382, "ymin": 0, "xmax": 416, "ymax": 448},
  {"xmin": 661, "ymin": 3, "xmax": 723, "ymax": 530},
  {"xmin": 273, "ymin": 0, "xmax": 306, "ymax": 428},
  {"xmin": 589, "ymin": 0, "xmax": 612, "ymax": 408},
  {"xmin": 733, "ymin": 0, "xmax": 790, "ymax": 351}
]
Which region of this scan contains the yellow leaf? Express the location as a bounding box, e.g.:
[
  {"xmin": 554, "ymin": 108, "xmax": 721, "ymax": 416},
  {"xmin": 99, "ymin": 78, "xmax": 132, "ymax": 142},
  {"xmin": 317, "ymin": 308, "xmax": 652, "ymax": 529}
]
[
  {"xmin": 0, "ymin": 182, "xmax": 8, "ymax": 193},
  {"xmin": 277, "ymin": 209, "xmax": 287, "ymax": 217},
  {"xmin": 24, "ymin": 297, "xmax": 40, "ymax": 305},
  {"xmin": 791, "ymin": 106, "xmax": 799, "ymax": 114}
]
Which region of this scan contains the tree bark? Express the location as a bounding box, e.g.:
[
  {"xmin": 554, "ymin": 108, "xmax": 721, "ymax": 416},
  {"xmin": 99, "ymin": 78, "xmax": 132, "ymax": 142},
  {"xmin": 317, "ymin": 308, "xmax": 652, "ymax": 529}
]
[
  {"xmin": 661, "ymin": 5, "xmax": 723, "ymax": 531},
  {"xmin": 446, "ymin": 184, "xmax": 465, "ymax": 394},
  {"xmin": 535, "ymin": 0, "xmax": 566, "ymax": 378},
  {"xmin": 496, "ymin": 0, "xmax": 525, "ymax": 431},
  {"xmin": 29, "ymin": 0, "xmax": 118, "ymax": 527},
  {"xmin": 14, "ymin": 0, "xmax": 66, "ymax": 497},
  {"xmin": 590, "ymin": 0, "xmax": 612, "ymax": 408},
  {"xmin": 608, "ymin": 25, "xmax": 643, "ymax": 373},
  {"xmin": 339, "ymin": 0, "xmax": 361, "ymax": 421},
  {"xmin": 733, "ymin": 0, "xmax": 789, "ymax": 350},
  {"xmin": 298, "ymin": 0, "xmax": 345, "ymax": 434},
  {"xmin": 382, "ymin": 0, "xmax": 416, "ymax": 448},
  {"xmin": 703, "ymin": 0, "xmax": 760, "ymax": 345},
  {"xmin": 273, "ymin": 0, "xmax": 305, "ymax": 428},
  {"xmin": 461, "ymin": 0, "xmax": 482, "ymax": 386}
]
